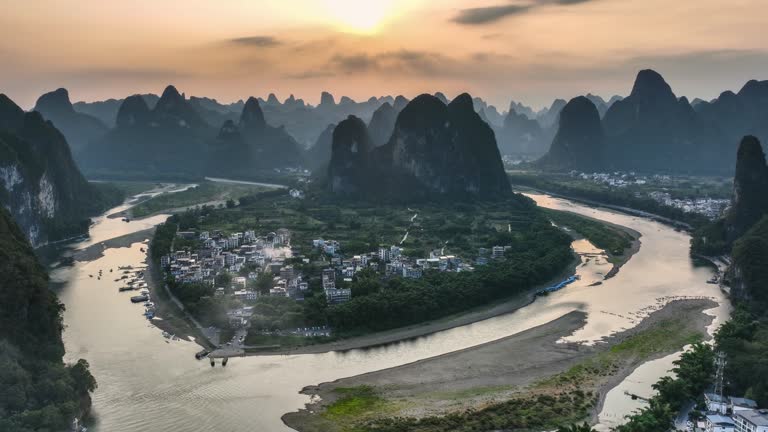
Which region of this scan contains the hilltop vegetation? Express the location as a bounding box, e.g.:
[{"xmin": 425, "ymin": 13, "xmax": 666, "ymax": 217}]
[{"xmin": 150, "ymin": 189, "xmax": 575, "ymax": 338}]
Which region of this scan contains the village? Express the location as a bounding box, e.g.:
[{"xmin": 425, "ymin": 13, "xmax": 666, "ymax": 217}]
[{"xmin": 158, "ymin": 226, "xmax": 504, "ymax": 345}]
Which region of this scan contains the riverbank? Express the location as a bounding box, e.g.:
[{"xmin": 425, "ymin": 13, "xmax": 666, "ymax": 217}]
[
  {"xmin": 144, "ymin": 253, "xmax": 216, "ymax": 349},
  {"xmin": 514, "ymin": 185, "xmax": 695, "ymax": 231},
  {"xmin": 242, "ymin": 254, "xmax": 583, "ymax": 356},
  {"xmin": 70, "ymin": 229, "xmax": 155, "ymax": 262},
  {"xmin": 283, "ymin": 298, "xmax": 716, "ymax": 432}
]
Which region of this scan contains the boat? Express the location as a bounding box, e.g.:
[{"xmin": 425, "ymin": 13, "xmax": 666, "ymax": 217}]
[
  {"xmin": 118, "ymin": 286, "xmax": 134, "ymax": 292},
  {"xmin": 130, "ymin": 295, "xmax": 149, "ymax": 303},
  {"xmin": 535, "ymin": 275, "xmax": 580, "ymax": 296}
]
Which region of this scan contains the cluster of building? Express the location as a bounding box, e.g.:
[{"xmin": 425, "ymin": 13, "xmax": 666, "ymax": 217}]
[
  {"xmin": 571, "ymin": 171, "xmax": 730, "ymax": 219},
  {"xmin": 701, "ymin": 394, "xmax": 768, "ymax": 432},
  {"xmin": 648, "ymin": 191, "xmax": 729, "ymax": 220},
  {"xmin": 311, "ymin": 239, "xmax": 512, "ymax": 304},
  {"xmin": 160, "ymin": 228, "xmax": 308, "ymax": 328},
  {"xmin": 574, "ymin": 171, "xmax": 650, "ymax": 188}
]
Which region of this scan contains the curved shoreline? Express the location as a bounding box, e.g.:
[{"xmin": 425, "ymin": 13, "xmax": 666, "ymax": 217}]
[{"xmin": 283, "ymin": 298, "xmax": 717, "ymax": 432}]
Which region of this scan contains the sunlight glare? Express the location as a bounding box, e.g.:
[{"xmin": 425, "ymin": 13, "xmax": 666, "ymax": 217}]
[{"xmin": 322, "ymin": 0, "xmax": 397, "ymax": 33}]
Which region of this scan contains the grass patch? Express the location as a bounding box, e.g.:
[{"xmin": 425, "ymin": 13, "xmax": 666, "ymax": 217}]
[
  {"xmin": 538, "ymin": 317, "xmax": 705, "ymax": 388},
  {"xmin": 544, "ymin": 208, "xmax": 635, "ymax": 258},
  {"xmin": 323, "ymin": 386, "xmax": 388, "ymax": 424},
  {"xmin": 131, "ymin": 181, "xmax": 273, "ymax": 218},
  {"xmin": 99, "ymin": 181, "xmax": 161, "ymax": 197}
]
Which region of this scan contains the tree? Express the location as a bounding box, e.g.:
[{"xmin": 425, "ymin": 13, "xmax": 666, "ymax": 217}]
[{"xmin": 557, "ymin": 422, "xmax": 596, "ymax": 432}]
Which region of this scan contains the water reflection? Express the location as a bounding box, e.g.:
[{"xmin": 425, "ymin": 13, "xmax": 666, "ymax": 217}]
[{"xmin": 55, "ymin": 191, "xmax": 729, "ymax": 431}]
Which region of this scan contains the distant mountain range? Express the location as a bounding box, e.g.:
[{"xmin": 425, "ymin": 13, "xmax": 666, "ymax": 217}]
[
  {"xmin": 537, "ymin": 69, "xmax": 768, "ymax": 174},
  {"xmin": 14, "ymin": 69, "xmax": 768, "ymax": 180},
  {"xmin": 0, "ymin": 94, "xmax": 119, "ymax": 245}
]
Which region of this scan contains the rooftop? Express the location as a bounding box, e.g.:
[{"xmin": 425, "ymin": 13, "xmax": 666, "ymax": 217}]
[{"xmin": 736, "ymin": 409, "xmax": 768, "ymax": 426}]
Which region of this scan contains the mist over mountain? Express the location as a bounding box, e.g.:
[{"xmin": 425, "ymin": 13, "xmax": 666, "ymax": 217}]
[
  {"xmin": 496, "ymin": 108, "xmax": 550, "ymax": 157},
  {"xmin": 367, "ymin": 102, "xmax": 399, "ymax": 147},
  {"xmin": 81, "ymin": 85, "xmax": 216, "ymax": 176},
  {"xmin": 602, "ymin": 69, "xmax": 727, "ymax": 173},
  {"xmin": 537, "ymin": 96, "xmax": 606, "ymax": 171},
  {"xmin": 306, "ymin": 123, "xmax": 336, "ymax": 171},
  {"xmin": 0, "ymin": 94, "xmax": 118, "ymax": 245},
  {"xmin": 327, "ymin": 93, "xmax": 510, "ymax": 200},
  {"xmin": 73, "ymin": 94, "xmax": 159, "ymax": 127},
  {"xmin": 696, "ymin": 79, "xmax": 768, "ymax": 153},
  {"xmin": 210, "ymin": 97, "xmax": 304, "ymax": 175},
  {"xmin": 536, "ymin": 99, "xmax": 567, "ymax": 129},
  {"xmin": 34, "ymin": 88, "xmax": 108, "ymax": 154}
]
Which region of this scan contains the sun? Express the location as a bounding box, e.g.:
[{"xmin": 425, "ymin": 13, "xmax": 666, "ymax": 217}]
[{"xmin": 322, "ymin": 0, "xmax": 397, "ymax": 33}]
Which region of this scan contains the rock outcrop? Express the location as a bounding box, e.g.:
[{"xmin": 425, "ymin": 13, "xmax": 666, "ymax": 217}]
[
  {"xmin": 537, "ymin": 96, "xmax": 606, "ymax": 171},
  {"xmin": 327, "ymin": 93, "xmax": 510, "ymax": 200},
  {"xmin": 726, "ymin": 136, "xmax": 768, "ymax": 241},
  {"xmin": 602, "ymin": 69, "xmax": 721, "ymax": 172},
  {"xmin": 328, "ymin": 116, "xmax": 372, "ymax": 194},
  {"xmin": 34, "ymin": 88, "xmax": 108, "ymax": 153},
  {"xmin": 0, "ymin": 94, "xmax": 115, "ymax": 245}
]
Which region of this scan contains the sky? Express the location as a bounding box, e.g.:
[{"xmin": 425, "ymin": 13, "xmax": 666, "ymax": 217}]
[{"xmin": 1, "ymin": 0, "xmax": 767, "ymax": 110}]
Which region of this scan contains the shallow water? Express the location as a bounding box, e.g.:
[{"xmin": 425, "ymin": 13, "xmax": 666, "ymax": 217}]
[{"xmin": 55, "ymin": 191, "xmax": 730, "ymax": 431}]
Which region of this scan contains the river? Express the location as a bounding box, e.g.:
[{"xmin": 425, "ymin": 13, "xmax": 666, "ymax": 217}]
[{"xmin": 51, "ymin": 188, "xmax": 730, "ymax": 431}]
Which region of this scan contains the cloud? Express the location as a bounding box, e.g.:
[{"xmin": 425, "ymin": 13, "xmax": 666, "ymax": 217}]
[
  {"xmin": 229, "ymin": 36, "xmax": 281, "ymax": 47},
  {"xmin": 453, "ymin": 5, "xmax": 531, "ymax": 25},
  {"xmin": 331, "ymin": 54, "xmax": 379, "ymax": 73},
  {"xmin": 453, "ymin": 0, "xmax": 598, "ymax": 25},
  {"xmin": 286, "ymin": 70, "xmax": 335, "ymax": 80}
]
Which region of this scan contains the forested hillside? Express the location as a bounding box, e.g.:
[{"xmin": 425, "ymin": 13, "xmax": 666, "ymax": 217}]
[{"xmin": 0, "ymin": 207, "xmax": 96, "ymax": 431}]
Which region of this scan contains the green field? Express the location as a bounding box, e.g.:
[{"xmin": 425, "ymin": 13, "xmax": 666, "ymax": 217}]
[{"xmin": 131, "ymin": 181, "xmax": 274, "ymax": 218}]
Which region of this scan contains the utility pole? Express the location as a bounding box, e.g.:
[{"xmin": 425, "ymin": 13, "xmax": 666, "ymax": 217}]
[{"xmin": 714, "ymin": 351, "xmax": 727, "ymax": 414}]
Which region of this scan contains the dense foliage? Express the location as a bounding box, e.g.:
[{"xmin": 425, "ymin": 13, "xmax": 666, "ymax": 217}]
[
  {"xmin": 0, "ymin": 208, "xmax": 96, "ymax": 431},
  {"xmin": 359, "ymin": 391, "xmax": 593, "ymax": 432},
  {"xmin": 325, "ymin": 219, "xmax": 573, "ymax": 332},
  {"xmin": 616, "ymin": 343, "xmax": 715, "ymax": 432},
  {"xmin": 544, "ymin": 209, "xmax": 635, "ymax": 256},
  {"xmin": 150, "ymin": 190, "xmax": 575, "ymax": 338}
]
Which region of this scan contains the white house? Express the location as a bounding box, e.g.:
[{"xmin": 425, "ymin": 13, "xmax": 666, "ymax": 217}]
[
  {"xmin": 706, "ymin": 414, "xmax": 735, "ymax": 432},
  {"xmin": 706, "ymin": 393, "xmax": 729, "ymax": 414},
  {"xmin": 734, "ymin": 409, "xmax": 768, "ymax": 432}
]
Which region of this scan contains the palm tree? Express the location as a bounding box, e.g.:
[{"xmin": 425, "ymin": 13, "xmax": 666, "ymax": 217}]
[{"xmin": 557, "ymin": 422, "xmax": 597, "ymax": 432}]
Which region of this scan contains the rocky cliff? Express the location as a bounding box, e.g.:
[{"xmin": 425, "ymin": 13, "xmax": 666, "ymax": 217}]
[
  {"xmin": 537, "ymin": 96, "xmax": 606, "ymax": 171},
  {"xmin": 34, "ymin": 88, "xmax": 108, "ymax": 154},
  {"xmin": 0, "ymin": 94, "xmax": 115, "ymax": 245},
  {"xmin": 602, "ymin": 69, "xmax": 722, "ymax": 172},
  {"xmin": 327, "ymin": 93, "xmax": 510, "ymax": 200},
  {"xmin": 328, "ymin": 116, "xmax": 372, "ymax": 194},
  {"xmin": 726, "ymin": 136, "xmax": 768, "ymax": 241}
]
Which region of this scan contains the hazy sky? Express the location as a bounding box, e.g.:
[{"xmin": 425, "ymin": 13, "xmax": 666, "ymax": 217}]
[{"xmin": 1, "ymin": 0, "xmax": 767, "ymax": 110}]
